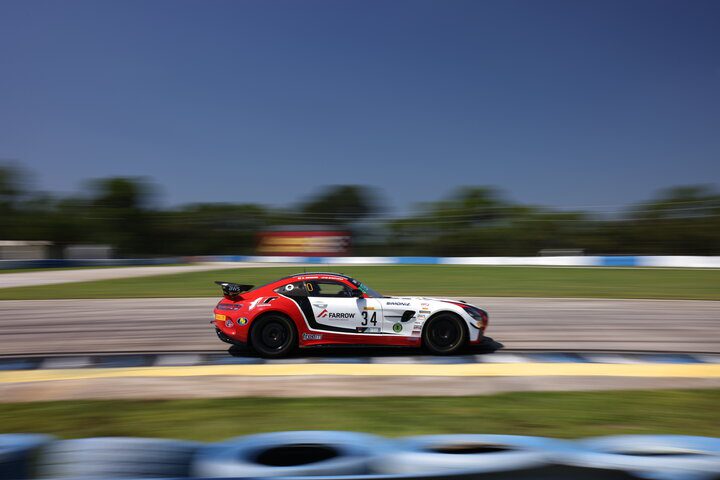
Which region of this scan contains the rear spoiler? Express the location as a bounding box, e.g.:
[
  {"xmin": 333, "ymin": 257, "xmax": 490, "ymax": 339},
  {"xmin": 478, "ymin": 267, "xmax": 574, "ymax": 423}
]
[{"xmin": 214, "ymin": 281, "xmax": 254, "ymax": 299}]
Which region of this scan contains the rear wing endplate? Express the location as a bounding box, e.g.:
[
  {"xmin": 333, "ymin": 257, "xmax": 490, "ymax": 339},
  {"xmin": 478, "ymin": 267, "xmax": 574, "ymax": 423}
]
[{"xmin": 214, "ymin": 281, "xmax": 254, "ymax": 298}]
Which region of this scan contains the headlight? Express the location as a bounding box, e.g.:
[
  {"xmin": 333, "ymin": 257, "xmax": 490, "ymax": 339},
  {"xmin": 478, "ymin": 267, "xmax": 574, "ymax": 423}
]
[{"xmin": 463, "ymin": 307, "xmax": 488, "ymax": 329}]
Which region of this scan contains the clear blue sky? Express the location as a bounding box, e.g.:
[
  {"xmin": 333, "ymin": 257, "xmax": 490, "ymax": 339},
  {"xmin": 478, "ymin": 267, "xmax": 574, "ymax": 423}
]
[{"xmin": 1, "ymin": 0, "xmax": 718, "ymax": 212}]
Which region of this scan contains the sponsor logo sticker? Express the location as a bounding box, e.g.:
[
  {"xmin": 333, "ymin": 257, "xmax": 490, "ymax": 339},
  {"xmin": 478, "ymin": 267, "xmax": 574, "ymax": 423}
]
[
  {"xmin": 317, "ymin": 309, "xmax": 355, "ymax": 319},
  {"xmin": 236, "ymin": 317, "xmax": 248, "ymax": 326},
  {"xmin": 393, "ymin": 323, "xmax": 403, "ymax": 333},
  {"xmin": 302, "ymin": 333, "xmax": 323, "ymax": 341},
  {"xmin": 214, "ymin": 314, "xmax": 227, "ymax": 321},
  {"xmin": 357, "ymin": 327, "xmax": 382, "ymax": 333},
  {"xmin": 248, "ymin": 298, "xmax": 262, "ymax": 310},
  {"xmin": 387, "ymin": 301, "xmax": 410, "ymax": 306}
]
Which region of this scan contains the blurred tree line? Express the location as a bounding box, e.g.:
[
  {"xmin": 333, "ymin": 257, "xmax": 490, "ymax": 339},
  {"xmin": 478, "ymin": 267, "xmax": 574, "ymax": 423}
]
[{"xmin": 0, "ymin": 163, "xmax": 718, "ymax": 257}]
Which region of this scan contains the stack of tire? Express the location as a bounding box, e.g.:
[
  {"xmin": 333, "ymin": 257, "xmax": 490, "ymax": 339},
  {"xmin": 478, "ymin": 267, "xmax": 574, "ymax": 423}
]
[
  {"xmin": 192, "ymin": 432, "xmax": 720, "ymax": 479},
  {"xmin": 563, "ymin": 435, "xmax": 720, "ymax": 480},
  {"xmin": 0, "ymin": 434, "xmax": 53, "ymax": 480},
  {"xmin": 192, "ymin": 431, "xmax": 387, "ymax": 478},
  {"xmin": 372, "ymin": 434, "xmax": 622, "ymax": 479},
  {"xmin": 36, "ymin": 437, "xmax": 201, "ymax": 479},
  {"xmin": 1, "ymin": 432, "xmax": 719, "ymax": 479}
]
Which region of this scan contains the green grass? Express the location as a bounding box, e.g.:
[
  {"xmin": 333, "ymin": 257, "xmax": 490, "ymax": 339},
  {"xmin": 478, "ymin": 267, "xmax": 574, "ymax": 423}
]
[
  {"xmin": 0, "ymin": 266, "xmax": 123, "ymax": 274},
  {"xmin": 0, "ymin": 264, "xmax": 179, "ymax": 274},
  {"xmin": 0, "ymin": 390, "xmax": 718, "ymax": 439},
  {"xmin": 0, "ymin": 265, "xmax": 718, "ymax": 300}
]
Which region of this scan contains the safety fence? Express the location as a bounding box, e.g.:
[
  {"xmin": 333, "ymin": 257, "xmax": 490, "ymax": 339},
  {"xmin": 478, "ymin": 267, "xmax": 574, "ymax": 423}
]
[
  {"xmin": 2, "ymin": 255, "xmax": 720, "ymax": 270},
  {"xmin": 2, "ymin": 431, "xmax": 719, "ymax": 479},
  {"xmin": 197, "ymin": 255, "xmax": 720, "ymax": 268}
]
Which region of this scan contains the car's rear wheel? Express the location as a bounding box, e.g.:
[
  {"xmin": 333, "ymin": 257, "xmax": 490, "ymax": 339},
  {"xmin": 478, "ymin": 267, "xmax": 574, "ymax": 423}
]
[
  {"xmin": 423, "ymin": 313, "xmax": 466, "ymax": 355},
  {"xmin": 250, "ymin": 315, "xmax": 297, "ymax": 358}
]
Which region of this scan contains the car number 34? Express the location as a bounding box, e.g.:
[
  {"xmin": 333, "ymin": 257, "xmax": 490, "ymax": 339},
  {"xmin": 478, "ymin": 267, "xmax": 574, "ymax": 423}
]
[{"xmin": 361, "ymin": 311, "xmax": 377, "ymax": 326}]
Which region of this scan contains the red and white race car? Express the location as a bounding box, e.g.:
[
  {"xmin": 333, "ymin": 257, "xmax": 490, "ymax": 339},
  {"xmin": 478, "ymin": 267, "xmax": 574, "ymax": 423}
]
[{"xmin": 212, "ymin": 272, "xmax": 490, "ymax": 357}]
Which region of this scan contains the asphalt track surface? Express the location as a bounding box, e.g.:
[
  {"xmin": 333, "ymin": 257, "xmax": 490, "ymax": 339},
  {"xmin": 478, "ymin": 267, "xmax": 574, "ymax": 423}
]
[
  {"xmin": 1, "ymin": 296, "xmax": 718, "ymax": 356},
  {"xmin": 1, "ymin": 296, "xmax": 719, "ymax": 400}
]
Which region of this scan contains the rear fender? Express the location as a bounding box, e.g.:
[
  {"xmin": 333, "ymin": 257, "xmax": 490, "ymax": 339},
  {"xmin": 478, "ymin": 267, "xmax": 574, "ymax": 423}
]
[{"xmin": 247, "ymin": 311, "xmax": 298, "ymax": 347}]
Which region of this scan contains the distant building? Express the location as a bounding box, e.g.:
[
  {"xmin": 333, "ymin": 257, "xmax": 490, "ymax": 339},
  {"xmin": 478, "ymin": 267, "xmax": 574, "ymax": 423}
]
[
  {"xmin": 0, "ymin": 241, "xmax": 52, "ymax": 260},
  {"xmin": 64, "ymin": 245, "xmax": 114, "ymax": 260}
]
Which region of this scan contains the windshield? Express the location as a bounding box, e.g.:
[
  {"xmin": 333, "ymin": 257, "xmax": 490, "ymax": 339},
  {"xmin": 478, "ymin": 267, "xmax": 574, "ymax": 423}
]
[{"xmin": 350, "ymin": 278, "xmax": 384, "ymax": 298}]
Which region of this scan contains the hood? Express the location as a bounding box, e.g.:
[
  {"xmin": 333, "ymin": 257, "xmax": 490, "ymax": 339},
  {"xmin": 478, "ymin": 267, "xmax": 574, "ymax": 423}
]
[{"xmin": 386, "ymin": 296, "xmax": 473, "ymax": 307}]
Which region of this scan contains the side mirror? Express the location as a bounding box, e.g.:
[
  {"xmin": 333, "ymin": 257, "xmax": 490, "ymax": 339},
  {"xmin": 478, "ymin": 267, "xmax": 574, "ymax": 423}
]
[{"xmin": 351, "ymin": 288, "xmax": 364, "ymax": 298}]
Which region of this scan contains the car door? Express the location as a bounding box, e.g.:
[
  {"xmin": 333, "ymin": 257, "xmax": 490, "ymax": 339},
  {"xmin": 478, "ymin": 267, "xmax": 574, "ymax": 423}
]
[
  {"xmin": 379, "ymin": 297, "xmax": 417, "ymax": 336},
  {"xmin": 306, "ymin": 280, "xmax": 384, "ymax": 334}
]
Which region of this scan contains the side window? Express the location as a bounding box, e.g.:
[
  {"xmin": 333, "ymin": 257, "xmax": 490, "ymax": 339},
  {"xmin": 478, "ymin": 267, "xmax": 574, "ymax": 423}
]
[
  {"xmin": 275, "ymin": 281, "xmax": 307, "ymax": 297},
  {"xmin": 308, "ymin": 280, "xmax": 353, "ymax": 298}
]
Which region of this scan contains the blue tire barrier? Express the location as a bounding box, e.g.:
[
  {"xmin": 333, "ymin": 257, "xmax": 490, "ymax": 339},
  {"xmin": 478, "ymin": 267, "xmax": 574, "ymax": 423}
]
[
  {"xmin": 372, "ymin": 434, "xmax": 571, "ymax": 476},
  {"xmin": 1, "ymin": 431, "xmax": 717, "ymax": 479},
  {"xmin": 563, "ymin": 435, "xmax": 720, "ymax": 480},
  {"xmin": 37, "ymin": 437, "xmax": 202, "ymax": 479},
  {"xmin": 370, "ymin": 434, "xmax": 631, "ymax": 479},
  {"xmin": 0, "ymin": 434, "xmax": 55, "ymax": 480},
  {"xmin": 192, "ymin": 431, "xmax": 387, "ymax": 478}
]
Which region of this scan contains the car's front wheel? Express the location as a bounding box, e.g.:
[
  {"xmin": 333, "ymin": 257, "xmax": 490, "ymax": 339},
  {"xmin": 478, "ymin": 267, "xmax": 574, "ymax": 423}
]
[
  {"xmin": 250, "ymin": 314, "xmax": 297, "ymax": 358},
  {"xmin": 422, "ymin": 313, "xmax": 467, "ymax": 355}
]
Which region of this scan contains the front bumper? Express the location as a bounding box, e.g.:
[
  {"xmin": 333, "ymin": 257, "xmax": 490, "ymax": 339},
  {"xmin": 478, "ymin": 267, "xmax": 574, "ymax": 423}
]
[
  {"xmin": 468, "ymin": 331, "xmax": 485, "ymax": 345},
  {"xmin": 473, "ymin": 335, "xmax": 503, "ymax": 352}
]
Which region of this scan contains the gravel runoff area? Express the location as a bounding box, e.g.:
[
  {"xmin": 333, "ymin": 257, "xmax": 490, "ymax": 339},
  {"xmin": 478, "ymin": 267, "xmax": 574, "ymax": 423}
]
[
  {"xmin": 0, "ymin": 297, "xmax": 717, "ymax": 356},
  {"xmin": 1, "ymin": 375, "xmax": 719, "ymax": 402}
]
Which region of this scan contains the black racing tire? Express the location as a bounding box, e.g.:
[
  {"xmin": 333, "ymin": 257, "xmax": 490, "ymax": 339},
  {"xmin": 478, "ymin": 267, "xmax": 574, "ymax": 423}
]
[
  {"xmin": 250, "ymin": 314, "xmax": 297, "ymax": 358},
  {"xmin": 422, "ymin": 313, "xmax": 467, "ymax": 355}
]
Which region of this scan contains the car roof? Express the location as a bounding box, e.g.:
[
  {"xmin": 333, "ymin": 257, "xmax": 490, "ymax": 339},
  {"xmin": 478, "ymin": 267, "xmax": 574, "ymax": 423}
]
[
  {"xmin": 282, "ymin": 272, "xmax": 354, "ymax": 280},
  {"xmin": 246, "ymin": 272, "xmax": 356, "ymax": 294}
]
